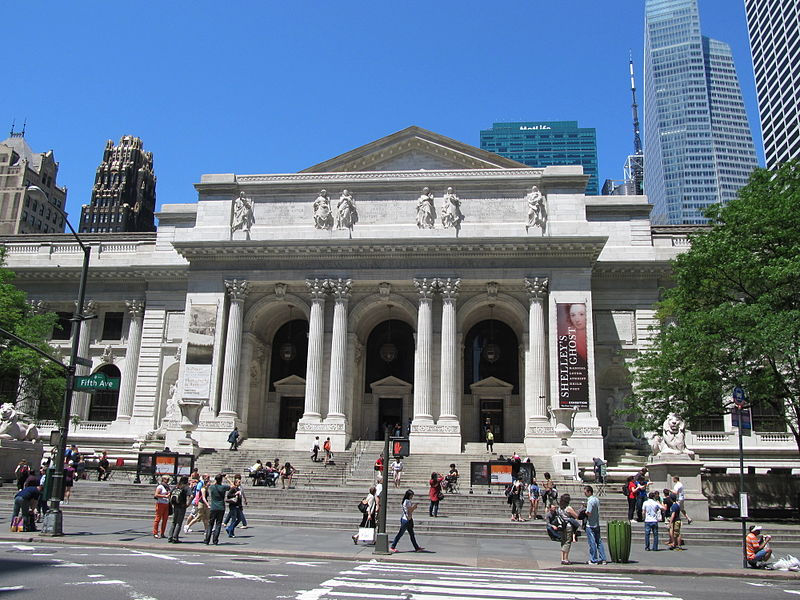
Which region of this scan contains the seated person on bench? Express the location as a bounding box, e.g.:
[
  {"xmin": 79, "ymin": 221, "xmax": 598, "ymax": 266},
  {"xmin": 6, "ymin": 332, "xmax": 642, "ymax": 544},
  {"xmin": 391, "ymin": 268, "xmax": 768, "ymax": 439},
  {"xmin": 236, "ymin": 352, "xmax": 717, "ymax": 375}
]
[
  {"xmin": 249, "ymin": 460, "xmax": 265, "ymax": 485},
  {"xmin": 444, "ymin": 464, "xmax": 459, "ymax": 492},
  {"xmin": 263, "ymin": 462, "xmax": 278, "ymax": 487}
]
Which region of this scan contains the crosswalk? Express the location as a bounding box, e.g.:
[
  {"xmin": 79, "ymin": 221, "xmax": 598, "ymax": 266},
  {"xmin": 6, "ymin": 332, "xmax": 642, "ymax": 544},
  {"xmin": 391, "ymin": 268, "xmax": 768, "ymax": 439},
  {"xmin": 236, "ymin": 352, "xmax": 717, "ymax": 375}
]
[{"xmin": 297, "ymin": 562, "xmax": 683, "ymax": 600}]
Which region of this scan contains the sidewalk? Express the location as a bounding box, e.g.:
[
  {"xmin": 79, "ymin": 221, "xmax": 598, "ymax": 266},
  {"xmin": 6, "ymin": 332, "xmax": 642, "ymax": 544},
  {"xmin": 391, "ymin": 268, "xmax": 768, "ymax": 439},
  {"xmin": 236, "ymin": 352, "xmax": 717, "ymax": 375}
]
[{"xmin": 2, "ymin": 513, "xmax": 799, "ymax": 580}]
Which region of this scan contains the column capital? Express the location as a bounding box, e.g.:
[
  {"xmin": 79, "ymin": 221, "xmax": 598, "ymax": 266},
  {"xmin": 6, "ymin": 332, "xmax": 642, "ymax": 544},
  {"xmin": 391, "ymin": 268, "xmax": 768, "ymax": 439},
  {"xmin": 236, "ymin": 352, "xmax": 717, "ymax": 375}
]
[
  {"xmin": 524, "ymin": 276, "xmax": 549, "ymax": 301},
  {"xmin": 413, "ymin": 277, "xmax": 437, "ymax": 299},
  {"xmin": 125, "ymin": 299, "xmax": 145, "ymax": 318},
  {"xmin": 77, "ymin": 299, "xmax": 98, "ymax": 317},
  {"xmin": 225, "ymin": 279, "xmax": 250, "ymax": 302},
  {"xmin": 306, "ymin": 278, "xmax": 327, "ymax": 300},
  {"xmin": 26, "ymin": 299, "xmax": 47, "ymax": 315},
  {"xmin": 325, "ymin": 277, "xmax": 352, "ymax": 301},
  {"xmin": 437, "ymin": 277, "xmax": 461, "ymax": 300}
]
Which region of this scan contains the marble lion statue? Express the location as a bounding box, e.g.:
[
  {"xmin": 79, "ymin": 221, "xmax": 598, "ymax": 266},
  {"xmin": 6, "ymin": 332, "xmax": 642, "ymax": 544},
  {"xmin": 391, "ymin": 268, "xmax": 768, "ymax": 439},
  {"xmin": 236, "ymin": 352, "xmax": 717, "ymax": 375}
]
[
  {"xmin": 0, "ymin": 403, "xmax": 39, "ymax": 442},
  {"xmin": 650, "ymin": 412, "xmax": 694, "ymax": 458}
]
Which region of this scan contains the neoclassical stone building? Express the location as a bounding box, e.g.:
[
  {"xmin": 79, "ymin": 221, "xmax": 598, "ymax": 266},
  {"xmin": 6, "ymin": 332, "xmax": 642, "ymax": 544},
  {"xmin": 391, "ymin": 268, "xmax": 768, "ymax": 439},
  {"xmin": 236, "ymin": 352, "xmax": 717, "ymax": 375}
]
[{"xmin": 3, "ymin": 127, "xmax": 794, "ymax": 469}]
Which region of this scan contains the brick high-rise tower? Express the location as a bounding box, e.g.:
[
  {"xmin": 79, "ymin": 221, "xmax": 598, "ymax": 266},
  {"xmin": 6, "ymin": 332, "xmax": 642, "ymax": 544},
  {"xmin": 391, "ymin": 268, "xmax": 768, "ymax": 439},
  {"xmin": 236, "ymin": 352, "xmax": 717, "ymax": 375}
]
[{"xmin": 80, "ymin": 135, "xmax": 156, "ymax": 233}]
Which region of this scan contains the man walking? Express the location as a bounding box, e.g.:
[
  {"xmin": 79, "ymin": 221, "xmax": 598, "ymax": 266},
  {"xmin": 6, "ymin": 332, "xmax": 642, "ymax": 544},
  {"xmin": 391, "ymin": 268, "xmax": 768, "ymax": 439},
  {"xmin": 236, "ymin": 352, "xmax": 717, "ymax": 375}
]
[
  {"xmin": 311, "ymin": 437, "xmax": 320, "ymax": 462},
  {"xmin": 227, "ymin": 427, "xmax": 240, "ymax": 451},
  {"xmin": 642, "ymin": 491, "xmax": 665, "ymax": 551},
  {"xmin": 204, "ymin": 474, "xmax": 231, "ymax": 545},
  {"xmin": 668, "ymin": 493, "xmax": 684, "ymax": 550},
  {"xmin": 583, "ymin": 485, "xmax": 608, "ymax": 564},
  {"xmin": 167, "ymin": 476, "xmax": 191, "ymax": 543},
  {"xmin": 672, "ymin": 476, "xmax": 692, "ymax": 524}
]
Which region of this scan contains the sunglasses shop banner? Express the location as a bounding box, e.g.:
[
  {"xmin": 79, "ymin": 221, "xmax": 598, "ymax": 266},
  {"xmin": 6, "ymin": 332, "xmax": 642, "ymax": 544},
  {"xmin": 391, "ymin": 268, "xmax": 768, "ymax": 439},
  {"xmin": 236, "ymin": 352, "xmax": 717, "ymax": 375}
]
[{"xmin": 557, "ymin": 303, "xmax": 589, "ymax": 410}]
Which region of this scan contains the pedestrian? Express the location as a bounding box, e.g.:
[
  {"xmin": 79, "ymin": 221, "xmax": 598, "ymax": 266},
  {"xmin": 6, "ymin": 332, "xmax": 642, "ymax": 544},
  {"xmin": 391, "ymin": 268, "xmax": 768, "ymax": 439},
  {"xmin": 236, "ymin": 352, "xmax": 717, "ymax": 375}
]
[
  {"xmin": 14, "ymin": 460, "xmax": 30, "ymax": 490},
  {"xmin": 375, "ymin": 475, "xmax": 383, "ymax": 518},
  {"xmin": 405, "ymin": 417, "xmax": 412, "ymax": 436},
  {"xmin": 508, "ymin": 478, "xmax": 526, "ymax": 521},
  {"xmin": 97, "ymin": 451, "xmax": 110, "ymax": 481},
  {"xmin": 545, "ymin": 503, "xmax": 562, "ymax": 541},
  {"xmin": 311, "ymin": 436, "xmax": 320, "ymax": 462},
  {"xmin": 428, "ymin": 472, "xmax": 444, "ymax": 517},
  {"xmin": 625, "ymin": 475, "xmax": 637, "ymax": 521},
  {"xmin": 185, "ymin": 473, "xmax": 210, "ymax": 534},
  {"xmin": 374, "ymin": 453, "xmax": 384, "ymax": 477},
  {"xmin": 167, "ymin": 476, "xmax": 191, "ymax": 543},
  {"xmin": 642, "ymin": 491, "xmax": 665, "ymax": 551},
  {"xmin": 667, "ymin": 494, "xmax": 684, "ymax": 550},
  {"xmin": 204, "ymin": 473, "xmax": 232, "ymax": 545},
  {"xmin": 542, "ymin": 472, "xmax": 558, "ymax": 506},
  {"xmin": 323, "ymin": 438, "xmax": 332, "ymax": 464},
  {"xmin": 12, "ymin": 483, "xmax": 41, "ymax": 532},
  {"xmin": 390, "ymin": 456, "xmax": 404, "ymax": 488},
  {"xmin": 557, "ymin": 494, "xmax": 581, "ymax": 565},
  {"xmin": 634, "ymin": 469, "xmax": 649, "ymax": 522},
  {"xmin": 224, "ymin": 478, "xmax": 244, "ymax": 538},
  {"xmin": 746, "ymin": 525, "xmax": 773, "ymax": 568},
  {"xmin": 528, "ymin": 477, "xmax": 541, "ymax": 520},
  {"xmin": 352, "ymin": 485, "xmax": 377, "ymax": 544},
  {"xmin": 671, "ymin": 476, "xmax": 693, "ymax": 524},
  {"xmin": 390, "ymin": 489, "xmax": 424, "ymax": 553},
  {"xmin": 152, "ymin": 476, "xmax": 171, "ymax": 538},
  {"xmin": 63, "ymin": 461, "xmax": 75, "ymax": 504},
  {"xmin": 583, "ymin": 485, "xmax": 608, "ymax": 564},
  {"xmin": 280, "ymin": 462, "xmax": 295, "ymax": 489},
  {"xmin": 227, "ymin": 427, "xmax": 240, "ymax": 451},
  {"xmin": 592, "ymin": 457, "xmax": 605, "ymax": 483},
  {"xmin": 486, "ymin": 429, "xmax": 494, "ymax": 453}
]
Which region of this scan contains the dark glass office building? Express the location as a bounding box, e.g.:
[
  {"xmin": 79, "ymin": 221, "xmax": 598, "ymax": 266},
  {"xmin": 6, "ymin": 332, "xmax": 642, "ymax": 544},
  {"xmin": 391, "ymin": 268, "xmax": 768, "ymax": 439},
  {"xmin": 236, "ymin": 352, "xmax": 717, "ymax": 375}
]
[{"xmin": 480, "ymin": 121, "xmax": 599, "ymax": 195}]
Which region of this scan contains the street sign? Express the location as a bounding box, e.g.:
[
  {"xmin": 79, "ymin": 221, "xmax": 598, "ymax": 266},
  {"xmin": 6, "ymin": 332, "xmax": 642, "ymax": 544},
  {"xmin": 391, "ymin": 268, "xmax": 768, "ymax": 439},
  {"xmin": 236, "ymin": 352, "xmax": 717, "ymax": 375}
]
[
  {"xmin": 732, "ymin": 406, "xmax": 752, "ymax": 436},
  {"xmin": 733, "ymin": 386, "xmax": 746, "ymax": 407},
  {"xmin": 74, "ymin": 356, "xmax": 93, "ymax": 368},
  {"xmin": 740, "ymin": 493, "xmax": 749, "ymax": 518},
  {"xmin": 73, "ymin": 372, "xmax": 120, "ymax": 392}
]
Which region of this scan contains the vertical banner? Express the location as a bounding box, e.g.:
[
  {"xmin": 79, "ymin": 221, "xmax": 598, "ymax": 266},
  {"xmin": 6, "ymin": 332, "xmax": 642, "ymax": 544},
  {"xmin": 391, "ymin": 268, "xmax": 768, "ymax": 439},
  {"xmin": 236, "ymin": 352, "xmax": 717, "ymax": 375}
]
[
  {"xmin": 557, "ymin": 303, "xmax": 589, "ymax": 409},
  {"xmin": 184, "ymin": 304, "xmax": 217, "ymax": 399}
]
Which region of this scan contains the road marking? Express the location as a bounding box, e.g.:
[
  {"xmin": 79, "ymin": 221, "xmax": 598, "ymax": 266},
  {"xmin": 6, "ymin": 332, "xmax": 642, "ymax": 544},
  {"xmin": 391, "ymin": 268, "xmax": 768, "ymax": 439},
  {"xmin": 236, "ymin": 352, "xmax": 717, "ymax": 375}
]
[
  {"xmin": 67, "ymin": 580, "xmax": 128, "ymax": 585},
  {"xmin": 784, "ymin": 591, "xmax": 800, "ymax": 596},
  {"xmin": 12, "ymin": 545, "xmax": 36, "ymax": 551},
  {"xmin": 88, "ymin": 574, "xmax": 105, "ymax": 578},
  {"xmin": 178, "ymin": 560, "xmax": 205, "ymax": 565},
  {"xmin": 129, "ymin": 549, "xmax": 179, "ymax": 561},
  {"xmin": 297, "ymin": 563, "xmax": 685, "ymax": 600},
  {"xmin": 209, "ymin": 569, "xmax": 275, "ymax": 583},
  {"xmin": 0, "ymin": 587, "xmax": 23, "ymax": 592},
  {"xmin": 287, "ymin": 561, "xmax": 327, "ymax": 567}
]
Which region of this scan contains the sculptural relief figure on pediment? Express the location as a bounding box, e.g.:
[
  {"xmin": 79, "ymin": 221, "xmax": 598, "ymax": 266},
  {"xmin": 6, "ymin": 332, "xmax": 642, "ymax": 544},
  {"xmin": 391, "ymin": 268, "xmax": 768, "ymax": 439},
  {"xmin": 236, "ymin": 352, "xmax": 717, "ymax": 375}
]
[
  {"xmin": 313, "ymin": 189, "xmax": 334, "ymax": 230},
  {"xmin": 231, "ymin": 191, "xmax": 255, "ymax": 239},
  {"xmin": 440, "ymin": 187, "xmax": 464, "ymax": 236},
  {"xmin": 525, "ymin": 185, "xmax": 547, "ymax": 234},
  {"xmin": 416, "ymin": 187, "xmax": 436, "ymax": 229},
  {"xmin": 336, "ymin": 189, "xmax": 358, "ymax": 238}
]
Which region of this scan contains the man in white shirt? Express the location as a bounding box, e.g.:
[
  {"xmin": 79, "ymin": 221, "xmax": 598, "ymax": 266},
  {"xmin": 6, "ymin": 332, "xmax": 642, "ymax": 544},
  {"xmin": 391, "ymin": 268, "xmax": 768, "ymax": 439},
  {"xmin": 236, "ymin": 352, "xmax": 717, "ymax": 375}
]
[
  {"xmin": 642, "ymin": 491, "xmax": 665, "ymax": 551},
  {"xmin": 672, "ymin": 476, "xmax": 693, "ymax": 524}
]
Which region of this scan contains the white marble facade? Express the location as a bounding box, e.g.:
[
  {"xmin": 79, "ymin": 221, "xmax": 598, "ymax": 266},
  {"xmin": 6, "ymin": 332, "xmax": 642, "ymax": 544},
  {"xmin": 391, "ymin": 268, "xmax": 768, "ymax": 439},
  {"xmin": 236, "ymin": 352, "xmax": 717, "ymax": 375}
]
[{"xmin": 6, "ymin": 126, "xmax": 790, "ymax": 468}]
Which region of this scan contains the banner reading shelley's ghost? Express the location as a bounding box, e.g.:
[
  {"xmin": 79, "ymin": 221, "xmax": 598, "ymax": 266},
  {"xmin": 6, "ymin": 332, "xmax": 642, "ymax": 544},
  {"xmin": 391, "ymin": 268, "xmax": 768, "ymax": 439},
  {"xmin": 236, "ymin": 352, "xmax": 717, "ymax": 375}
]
[{"xmin": 557, "ymin": 303, "xmax": 589, "ymax": 409}]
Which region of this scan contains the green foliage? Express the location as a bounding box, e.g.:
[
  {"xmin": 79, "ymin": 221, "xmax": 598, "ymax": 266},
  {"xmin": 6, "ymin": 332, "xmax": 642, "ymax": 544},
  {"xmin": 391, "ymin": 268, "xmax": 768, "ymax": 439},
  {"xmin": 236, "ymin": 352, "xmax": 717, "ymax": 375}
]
[
  {"xmin": 0, "ymin": 247, "xmax": 65, "ymax": 416},
  {"xmin": 628, "ymin": 160, "xmax": 800, "ymax": 451}
]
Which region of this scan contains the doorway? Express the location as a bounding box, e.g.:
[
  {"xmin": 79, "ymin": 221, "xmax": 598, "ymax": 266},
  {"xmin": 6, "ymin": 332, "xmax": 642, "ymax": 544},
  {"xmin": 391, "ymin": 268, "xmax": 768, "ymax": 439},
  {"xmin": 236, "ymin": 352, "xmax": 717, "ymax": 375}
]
[
  {"xmin": 480, "ymin": 399, "xmax": 504, "ymax": 443},
  {"xmin": 377, "ymin": 397, "xmax": 402, "ymax": 440},
  {"xmin": 278, "ymin": 397, "xmax": 303, "ymax": 439}
]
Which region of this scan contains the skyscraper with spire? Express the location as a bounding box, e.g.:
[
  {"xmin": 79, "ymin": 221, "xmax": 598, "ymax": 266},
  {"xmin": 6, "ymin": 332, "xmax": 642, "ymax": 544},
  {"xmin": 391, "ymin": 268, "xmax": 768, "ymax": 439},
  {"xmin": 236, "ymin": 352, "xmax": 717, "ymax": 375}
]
[
  {"xmin": 643, "ymin": 0, "xmax": 758, "ymax": 224},
  {"xmin": 79, "ymin": 135, "xmax": 156, "ymax": 233}
]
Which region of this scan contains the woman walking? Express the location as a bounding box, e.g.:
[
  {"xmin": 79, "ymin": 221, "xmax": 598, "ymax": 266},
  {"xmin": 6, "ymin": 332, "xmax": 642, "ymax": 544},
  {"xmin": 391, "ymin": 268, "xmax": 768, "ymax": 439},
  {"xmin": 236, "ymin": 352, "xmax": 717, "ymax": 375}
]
[
  {"xmin": 557, "ymin": 493, "xmax": 581, "ymax": 565},
  {"xmin": 428, "ymin": 472, "xmax": 444, "ymax": 517},
  {"xmin": 390, "ymin": 489, "xmax": 424, "ymax": 553},
  {"xmin": 352, "ymin": 485, "xmax": 377, "ymax": 544}
]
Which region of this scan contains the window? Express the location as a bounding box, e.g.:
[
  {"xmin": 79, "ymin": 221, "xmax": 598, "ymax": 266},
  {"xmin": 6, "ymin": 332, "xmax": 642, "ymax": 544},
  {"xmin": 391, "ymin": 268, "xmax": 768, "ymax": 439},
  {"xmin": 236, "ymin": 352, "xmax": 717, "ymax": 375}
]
[
  {"xmin": 52, "ymin": 312, "xmax": 73, "ymax": 340},
  {"xmin": 101, "ymin": 312, "xmax": 124, "ymax": 340}
]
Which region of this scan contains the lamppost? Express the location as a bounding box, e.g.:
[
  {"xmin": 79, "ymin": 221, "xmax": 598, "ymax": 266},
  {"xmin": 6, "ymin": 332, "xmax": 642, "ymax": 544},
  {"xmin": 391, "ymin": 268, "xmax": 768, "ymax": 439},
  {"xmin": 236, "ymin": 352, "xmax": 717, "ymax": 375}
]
[{"xmin": 26, "ymin": 185, "xmax": 92, "ymax": 536}]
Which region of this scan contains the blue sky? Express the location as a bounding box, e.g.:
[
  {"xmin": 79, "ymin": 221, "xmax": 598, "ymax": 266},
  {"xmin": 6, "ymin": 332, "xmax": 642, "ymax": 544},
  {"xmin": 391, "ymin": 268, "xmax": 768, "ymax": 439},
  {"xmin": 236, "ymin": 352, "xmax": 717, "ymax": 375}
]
[{"xmin": 1, "ymin": 1, "xmax": 762, "ymax": 225}]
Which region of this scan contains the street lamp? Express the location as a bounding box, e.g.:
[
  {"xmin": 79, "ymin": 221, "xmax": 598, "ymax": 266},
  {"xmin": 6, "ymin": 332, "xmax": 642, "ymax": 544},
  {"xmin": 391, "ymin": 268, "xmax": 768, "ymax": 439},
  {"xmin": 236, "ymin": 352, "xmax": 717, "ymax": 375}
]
[{"xmin": 26, "ymin": 185, "xmax": 92, "ymax": 537}]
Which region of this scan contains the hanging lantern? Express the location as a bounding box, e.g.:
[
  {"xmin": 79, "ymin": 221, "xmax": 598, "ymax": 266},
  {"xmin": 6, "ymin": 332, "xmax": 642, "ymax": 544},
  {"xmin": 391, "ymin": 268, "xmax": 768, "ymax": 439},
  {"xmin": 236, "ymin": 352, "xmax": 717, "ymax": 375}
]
[
  {"xmin": 379, "ymin": 305, "xmax": 397, "ymax": 363},
  {"xmin": 280, "ymin": 306, "xmax": 296, "ymax": 362},
  {"xmin": 482, "ymin": 304, "xmax": 501, "ymax": 364}
]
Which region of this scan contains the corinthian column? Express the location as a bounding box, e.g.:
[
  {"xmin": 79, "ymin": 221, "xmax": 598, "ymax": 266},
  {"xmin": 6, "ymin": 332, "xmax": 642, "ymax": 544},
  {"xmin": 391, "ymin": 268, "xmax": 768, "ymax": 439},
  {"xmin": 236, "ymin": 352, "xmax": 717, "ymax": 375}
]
[
  {"xmin": 524, "ymin": 277, "xmax": 549, "ymax": 424},
  {"xmin": 302, "ymin": 279, "xmax": 326, "ymax": 422},
  {"xmin": 71, "ymin": 300, "xmax": 97, "ymax": 419},
  {"xmin": 219, "ymin": 279, "xmax": 249, "ymax": 417},
  {"xmin": 438, "ymin": 278, "xmax": 460, "ymax": 423},
  {"xmin": 116, "ymin": 300, "xmax": 144, "ymax": 422},
  {"xmin": 412, "ymin": 278, "xmax": 436, "ymax": 423},
  {"xmin": 326, "ymin": 278, "xmax": 351, "ymax": 420}
]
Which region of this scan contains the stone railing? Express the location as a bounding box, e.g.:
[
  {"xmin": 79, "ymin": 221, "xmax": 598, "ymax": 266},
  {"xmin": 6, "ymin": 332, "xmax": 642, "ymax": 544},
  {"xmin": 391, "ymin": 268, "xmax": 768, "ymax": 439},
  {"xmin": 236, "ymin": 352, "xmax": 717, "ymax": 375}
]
[
  {"xmin": 35, "ymin": 420, "xmax": 59, "ymax": 430},
  {"xmin": 688, "ymin": 431, "xmax": 732, "ymax": 444},
  {"xmin": 758, "ymin": 432, "xmax": 794, "ymax": 443},
  {"xmin": 76, "ymin": 421, "xmax": 112, "ymax": 431},
  {"xmin": 5, "ymin": 244, "xmax": 40, "ymax": 254}
]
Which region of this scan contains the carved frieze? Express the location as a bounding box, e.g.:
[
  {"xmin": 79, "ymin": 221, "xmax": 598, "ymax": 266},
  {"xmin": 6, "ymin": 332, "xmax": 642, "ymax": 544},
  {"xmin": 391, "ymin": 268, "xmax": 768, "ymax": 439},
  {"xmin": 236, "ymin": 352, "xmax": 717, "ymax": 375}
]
[
  {"xmin": 296, "ymin": 422, "xmax": 345, "ymax": 432},
  {"xmin": 411, "ymin": 424, "xmax": 460, "ymax": 434}
]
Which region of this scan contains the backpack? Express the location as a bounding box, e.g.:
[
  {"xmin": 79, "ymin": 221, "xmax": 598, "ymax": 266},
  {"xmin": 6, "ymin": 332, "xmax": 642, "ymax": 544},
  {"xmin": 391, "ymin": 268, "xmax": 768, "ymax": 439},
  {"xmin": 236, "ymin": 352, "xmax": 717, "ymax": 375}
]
[
  {"xmin": 170, "ymin": 487, "xmax": 182, "ymax": 506},
  {"xmin": 621, "ymin": 484, "xmax": 629, "ymax": 496}
]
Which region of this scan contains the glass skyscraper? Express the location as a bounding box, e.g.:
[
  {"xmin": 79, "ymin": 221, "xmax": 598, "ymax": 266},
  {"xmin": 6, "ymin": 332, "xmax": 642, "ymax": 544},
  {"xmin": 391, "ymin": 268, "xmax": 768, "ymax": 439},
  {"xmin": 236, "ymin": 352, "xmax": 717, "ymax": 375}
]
[
  {"xmin": 480, "ymin": 121, "xmax": 599, "ymax": 195},
  {"xmin": 644, "ymin": 0, "xmax": 759, "ymax": 224},
  {"xmin": 745, "ymin": 0, "xmax": 800, "ymax": 170}
]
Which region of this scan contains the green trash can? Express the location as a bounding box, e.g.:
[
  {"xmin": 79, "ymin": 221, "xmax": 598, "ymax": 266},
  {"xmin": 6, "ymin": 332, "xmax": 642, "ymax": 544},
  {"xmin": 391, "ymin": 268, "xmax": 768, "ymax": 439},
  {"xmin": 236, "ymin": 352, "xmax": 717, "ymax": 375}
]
[{"xmin": 607, "ymin": 520, "xmax": 632, "ymax": 563}]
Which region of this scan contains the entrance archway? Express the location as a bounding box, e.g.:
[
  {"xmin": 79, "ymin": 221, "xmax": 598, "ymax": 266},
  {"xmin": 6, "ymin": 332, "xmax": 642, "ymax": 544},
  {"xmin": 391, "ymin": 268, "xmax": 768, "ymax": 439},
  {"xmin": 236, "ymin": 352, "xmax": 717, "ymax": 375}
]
[{"xmin": 89, "ymin": 364, "xmax": 121, "ymax": 421}]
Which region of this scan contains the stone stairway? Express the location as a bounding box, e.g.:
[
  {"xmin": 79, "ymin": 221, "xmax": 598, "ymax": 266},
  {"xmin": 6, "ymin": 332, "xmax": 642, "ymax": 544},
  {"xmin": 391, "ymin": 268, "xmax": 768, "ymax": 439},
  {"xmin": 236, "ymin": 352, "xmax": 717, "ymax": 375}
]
[{"xmin": 5, "ymin": 481, "xmax": 796, "ymax": 546}]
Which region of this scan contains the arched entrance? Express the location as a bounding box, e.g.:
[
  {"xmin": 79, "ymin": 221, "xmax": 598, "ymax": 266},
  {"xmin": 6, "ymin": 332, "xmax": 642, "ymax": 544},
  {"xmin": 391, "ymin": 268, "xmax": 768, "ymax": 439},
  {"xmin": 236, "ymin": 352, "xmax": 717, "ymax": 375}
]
[
  {"xmin": 363, "ymin": 319, "xmax": 414, "ymax": 440},
  {"xmin": 89, "ymin": 364, "xmax": 121, "ymax": 421},
  {"xmin": 268, "ymin": 318, "xmax": 309, "ymax": 438},
  {"xmin": 463, "ymin": 318, "xmax": 520, "ymax": 443}
]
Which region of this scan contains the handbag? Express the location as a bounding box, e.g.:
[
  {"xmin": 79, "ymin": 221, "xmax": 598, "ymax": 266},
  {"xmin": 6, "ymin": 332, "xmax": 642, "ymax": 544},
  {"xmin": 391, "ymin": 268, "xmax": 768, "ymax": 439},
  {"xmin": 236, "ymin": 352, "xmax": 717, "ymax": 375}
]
[
  {"xmin": 10, "ymin": 516, "xmax": 23, "ymax": 533},
  {"xmin": 357, "ymin": 527, "xmax": 375, "ymax": 543},
  {"xmin": 357, "ymin": 500, "xmax": 368, "ymax": 513}
]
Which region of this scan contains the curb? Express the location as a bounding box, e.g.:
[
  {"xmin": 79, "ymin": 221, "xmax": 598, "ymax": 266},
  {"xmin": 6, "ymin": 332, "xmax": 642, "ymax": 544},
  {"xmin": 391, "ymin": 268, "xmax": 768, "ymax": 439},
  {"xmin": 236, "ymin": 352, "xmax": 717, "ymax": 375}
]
[{"xmin": 2, "ymin": 534, "xmax": 799, "ymax": 579}]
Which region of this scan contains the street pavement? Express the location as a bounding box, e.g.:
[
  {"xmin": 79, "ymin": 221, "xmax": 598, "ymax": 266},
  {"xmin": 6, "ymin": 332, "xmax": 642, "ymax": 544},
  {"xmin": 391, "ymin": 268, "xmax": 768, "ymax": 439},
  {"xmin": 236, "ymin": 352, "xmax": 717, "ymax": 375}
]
[
  {"xmin": 1, "ymin": 513, "xmax": 800, "ymax": 579},
  {"xmin": 1, "ymin": 542, "xmax": 800, "ymax": 600}
]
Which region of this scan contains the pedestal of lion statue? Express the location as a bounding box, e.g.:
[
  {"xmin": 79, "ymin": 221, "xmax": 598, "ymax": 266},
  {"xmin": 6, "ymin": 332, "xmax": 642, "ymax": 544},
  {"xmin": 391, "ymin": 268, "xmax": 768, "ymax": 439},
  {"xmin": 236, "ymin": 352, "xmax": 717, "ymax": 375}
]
[
  {"xmin": 0, "ymin": 440, "xmax": 44, "ymax": 483},
  {"xmin": 647, "ymin": 455, "xmax": 708, "ymax": 521}
]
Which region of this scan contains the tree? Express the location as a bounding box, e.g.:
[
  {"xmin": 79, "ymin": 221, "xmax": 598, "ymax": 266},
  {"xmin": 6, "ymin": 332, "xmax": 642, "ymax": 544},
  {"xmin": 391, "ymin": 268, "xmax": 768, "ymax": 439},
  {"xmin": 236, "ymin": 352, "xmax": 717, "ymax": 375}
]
[
  {"xmin": 628, "ymin": 160, "xmax": 800, "ymax": 453},
  {"xmin": 0, "ymin": 247, "xmax": 64, "ymax": 417}
]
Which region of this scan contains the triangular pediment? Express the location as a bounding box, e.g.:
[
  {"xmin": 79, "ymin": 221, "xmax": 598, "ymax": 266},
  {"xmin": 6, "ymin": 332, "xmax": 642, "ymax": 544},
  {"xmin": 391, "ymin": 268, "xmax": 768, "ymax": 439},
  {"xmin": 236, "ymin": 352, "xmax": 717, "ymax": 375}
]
[
  {"xmin": 273, "ymin": 374, "xmax": 306, "ymax": 387},
  {"xmin": 301, "ymin": 126, "xmax": 527, "ymax": 173},
  {"xmin": 370, "ymin": 375, "xmax": 413, "ymax": 391},
  {"xmin": 470, "ymin": 376, "xmax": 513, "ymax": 391}
]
